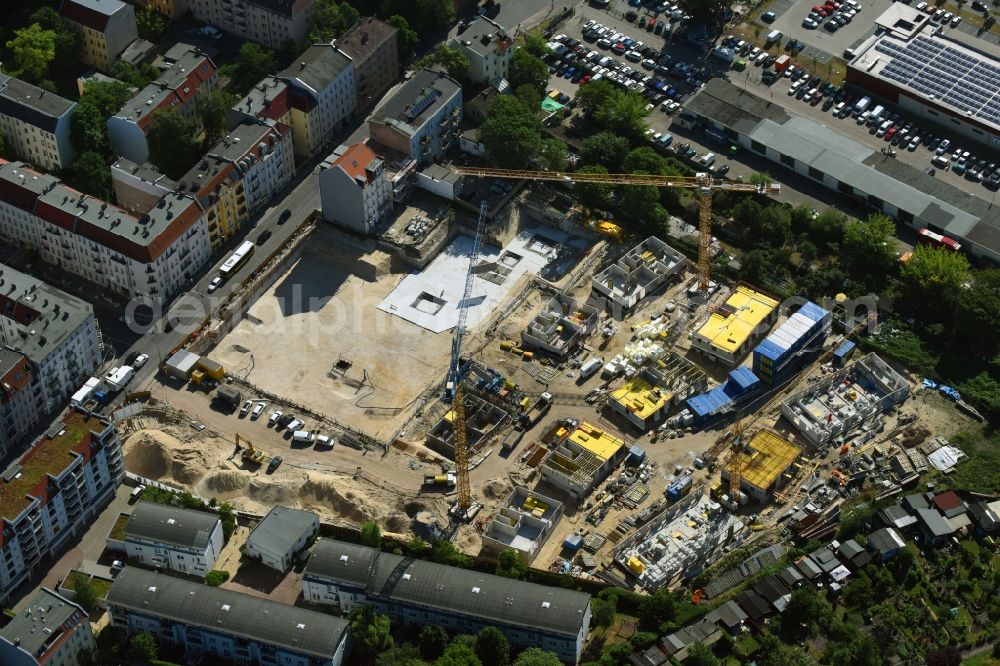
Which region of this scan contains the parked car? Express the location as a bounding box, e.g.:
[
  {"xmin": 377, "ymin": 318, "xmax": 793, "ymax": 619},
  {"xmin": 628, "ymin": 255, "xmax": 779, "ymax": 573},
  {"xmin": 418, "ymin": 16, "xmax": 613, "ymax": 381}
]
[
  {"xmin": 268, "ymin": 410, "xmax": 283, "ymax": 425},
  {"xmin": 207, "ymin": 276, "xmax": 223, "ymax": 293},
  {"xmin": 762, "ymin": 10, "xmax": 776, "ymax": 21},
  {"xmin": 240, "ymin": 400, "xmax": 253, "ymax": 417},
  {"xmin": 251, "ymin": 402, "xmax": 266, "ymax": 419},
  {"xmin": 267, "ymin": 456, "xmax": 283, "ymax": 474}
]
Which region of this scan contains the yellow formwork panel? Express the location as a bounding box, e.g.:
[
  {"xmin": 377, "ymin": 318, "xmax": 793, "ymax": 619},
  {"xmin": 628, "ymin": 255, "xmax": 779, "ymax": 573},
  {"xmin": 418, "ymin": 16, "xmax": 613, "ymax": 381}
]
[
  {"xmin": 736, "ymin": 430, "xmax": 802, "ymax": 492},
  {"xmin": 695, "ymin": 285, "xmax": 779, "ymax": 354},
  {"xmin": 568, "ymin": 422, "xmax": 624, "ymax": 461},
  {"xmin": 610, "ymin": 378, "xmax": 671, "ymax": 420}
]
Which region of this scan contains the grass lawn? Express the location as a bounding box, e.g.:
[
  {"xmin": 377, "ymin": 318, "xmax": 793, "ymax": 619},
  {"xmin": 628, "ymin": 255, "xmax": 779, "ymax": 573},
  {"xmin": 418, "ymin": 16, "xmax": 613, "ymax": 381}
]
[
  {"xmin": 962, "ymin": 655, "xmax": 1000, "ymax": 666},
  {"xmin": 109, "ymin": 513, "xmax": 129, "ymax": 541}
]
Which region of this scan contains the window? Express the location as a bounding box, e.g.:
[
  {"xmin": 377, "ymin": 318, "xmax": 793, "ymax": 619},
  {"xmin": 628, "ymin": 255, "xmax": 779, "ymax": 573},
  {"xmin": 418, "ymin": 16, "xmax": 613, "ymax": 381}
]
[
  {"xmin": 779, "ymin": 153, "xmax": 794, "ymax": 167},
  {"xmin": 808, "ymin": 166, "xmax": 824, "ymax": 181}
]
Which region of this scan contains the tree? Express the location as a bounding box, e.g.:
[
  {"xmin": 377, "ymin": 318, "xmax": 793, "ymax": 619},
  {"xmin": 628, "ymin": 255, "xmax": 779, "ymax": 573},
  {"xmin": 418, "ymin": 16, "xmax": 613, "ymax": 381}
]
[
  {"xmin": 925, "ymin": 647, "xmax": 962, "ymax": 666},
  {"xmin": 197, "ymin": 89, "xmax": 238, "ymax": 146},
  {"xmin": 514, "ymin": 83, "xmax": 543, "ymax": 111},
  {"xmin": 218, "ymin": 501, "xmax": 236, "ymax": 540},
  {"xmin": 593, "ymin": 90, "xmax": 650, "ymax": 143},
  {"xmin": 809, "ymin": 208, "xmax": 848, "ymax": 249},
  {"xmin": 66, "ymin": 151, "xmax": 112, "ymax": 200},
  {"xmin": 508, "ymin": 49, "xmax": 549, "ymax": 92},
  {"xmin": 129, "ymin": 632, "xmax": 158, "ymax": 662},
  {"xmin": 590, "ymin": 596, "xmax": 617, "ymax": 627},
  {"xmin": 350, "ymin": 606, "xmax": 394, "ymax": 664},
  {"xmin": 69, "ymin": 572, "xmax": 98, "ymax": 613},
  {"xmin": 512, "ymin": 648, "xmax": 562, "ymax": 666},
  {"xmin": 475, "ymin": 627, "xmax": 510, "ymax": 666},
  {"xmin": 378, "ymin": 645, "xmax": 430, "ymax": 666},
  {"xmin": 226, "ymin": 42, "xmax": 277, "ymax": 94},
  {"xmin": 537, "ymin": 138, "xmax": 568, "ymax": 172},
  {"xmin": 576, "ymin": 79, "xmax": 616, "ymax": 118},
  {"xmin": 640, "ymin": 589, "xmax": 676, "ymax": 627},
  {"xmin": 388, "ymin": 15, "xmax": 419, "ymax": 63},
  {"xmin": 581, "ymin": 131, "xmax": 630, "ymax": 172},
  {"xmin": 682, "ymin": 0, "xmax": 732, "ymax": 24},
  {"xmin": 435, "ymin": 643, "xmax": 482, "ymax": 666},
  {"xmin": 620, "ymin": 173, "xmax": 668, "ymax": 235},
  {"xmin": 574, "ymin": 165, "xmax": 613, "ymax": 212},
  {"xmin": 147, "ymin": 108, "xmax": 202, "ymax": 179},
  {"xmin": 842, "ymin": 214, "xmax": 897, "ymax": 281},
  {"xmin": 415, "ymin": 44, "xmax": 469, "ymax": 83},
  {"xmin": 623, "ymin": 147, "xmax": 668, "ymax": 175},
  {"xmin": 361, "ymin": 521, "xmax": 382, "ymax": 548},
  {"xmin": 686, "ymin": 643, "xmax": 719, "ymax": 666},
  {"xmin": 309, "ymin": 0, "xmax": 360, "ymax": 43},
  {"xmin": 956, "ymin": 269, "xmax": 1000, "ymax": 356},
  {"xmin": 205, "ymin": 569, "xmax": 230, "ymax": 586},
  {"xmin": 6, "ymin": 24, "xmax": 57, "ymax": 82},
  {"xmin": 900, "ymin": 245, "xmax": 970, "ymax": 318},
  {"xmin": 431, "ymin": 539, "xmax": 470, "ymax": 567},
  {"xmin": 109, "ymin": 60, "xmax": 159, "ymax": 88},
  {"xmin": 408, "ymin": 535, "xmax": 428, "ymax": 556},
  {"xmin": 480, "ymin": 95, "xmax": 541, "ymax": 169},
  {"xmin": 72, "ymin": 80, "xmax": 135, "ymax": 155},
  {"xmin": 135, "ymin": 7, "xmax": 168, "ymax": 41},
  {"xmin": 29, "ymin": 7, "xmax": 78, "ymax": 63},
  {"xmin": 381, "ymin": 0, "xmax": 454, "ymax": 32},
  {"xmin": 495, "ymin": 548, "xmax": 527, "ymax": 579},
  {"xmin": 420, "ymin": 625, "xmax": 450, "ymax": 661}
]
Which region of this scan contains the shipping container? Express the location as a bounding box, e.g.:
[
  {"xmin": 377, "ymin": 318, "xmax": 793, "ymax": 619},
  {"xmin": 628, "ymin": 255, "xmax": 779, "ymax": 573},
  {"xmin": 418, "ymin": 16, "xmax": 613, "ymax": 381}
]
[
  {"xmin": 667, "ymin": 474, "xmax": 693, "ymax": 501},
  {"xmin": 752, "ymin": 301, "xmax": 831, "ymax": 383}
]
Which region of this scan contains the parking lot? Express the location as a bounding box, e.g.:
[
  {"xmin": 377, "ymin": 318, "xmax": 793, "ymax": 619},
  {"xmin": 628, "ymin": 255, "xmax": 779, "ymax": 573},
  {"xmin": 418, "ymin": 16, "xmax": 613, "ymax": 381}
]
[{"xmin": 763, "ymin": 0, "xmax": 895, "ymax": 62}]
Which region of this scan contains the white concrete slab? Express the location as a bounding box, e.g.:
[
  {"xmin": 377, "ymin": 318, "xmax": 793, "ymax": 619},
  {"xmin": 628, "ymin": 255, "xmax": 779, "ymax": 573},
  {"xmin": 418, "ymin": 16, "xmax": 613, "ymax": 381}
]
[{"xmin": 378, "ymin": 226, "xmax": 568, "ymax": 333}]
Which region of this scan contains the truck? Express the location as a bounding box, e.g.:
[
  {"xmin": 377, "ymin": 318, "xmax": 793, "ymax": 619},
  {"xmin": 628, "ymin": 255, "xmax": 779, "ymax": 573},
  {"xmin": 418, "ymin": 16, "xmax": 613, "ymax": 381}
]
[
  {"xmin": 70, "ymin": 377, "xmax": 102, "ymax": 408},
  {"xmin": 501, "ymin": 426, "xmax": 525, "ymax": 452},
  {"xmin": 774, "ymin": 54, "xmax": 790, "ymax": 72},
  {"xmin": 214, "ymin": 385, "xmax": 243, "ymax": 411},
  {"xmin": 852, "ymin": 96, "xmax": 872, "ymax": 117},
  {"xmin": 424, "ymin": 472, "xmax": 457, "ymax": 488},
  {"xmin": 519, "ymin": 392, "xmax": 553, "ymax": 428},
  {"xmin": 105, "ymin": 366, "xmax": 135, "ymax": 392}
]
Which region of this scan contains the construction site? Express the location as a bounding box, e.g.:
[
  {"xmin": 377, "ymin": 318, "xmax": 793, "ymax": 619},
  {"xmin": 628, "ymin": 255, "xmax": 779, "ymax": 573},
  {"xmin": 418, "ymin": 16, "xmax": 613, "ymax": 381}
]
[{"xmin": 129, "ymin": 164, "xmax": 979, "ymax": 595}]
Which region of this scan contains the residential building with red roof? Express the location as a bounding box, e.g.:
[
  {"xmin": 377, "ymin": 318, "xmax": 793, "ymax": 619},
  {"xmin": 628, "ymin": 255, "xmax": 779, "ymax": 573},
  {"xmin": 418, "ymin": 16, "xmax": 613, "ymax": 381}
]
[
  {"xmin": 107, "ymin": 44, "xmax": 218, "ymax": 164},
  {"xmin": 227, "ymin": 75, "xmax": 291, "ymax": 131},
  {"xmin": 0, "ymin": 409, "xmax": 124, "ymax": 604},
  {"xmin": 59, "ymin": 0, "xmax": 138, "ymax": 71},
  {"xmin": 318, "ymin": 140, "xmax": 414, "ymax": 235}
]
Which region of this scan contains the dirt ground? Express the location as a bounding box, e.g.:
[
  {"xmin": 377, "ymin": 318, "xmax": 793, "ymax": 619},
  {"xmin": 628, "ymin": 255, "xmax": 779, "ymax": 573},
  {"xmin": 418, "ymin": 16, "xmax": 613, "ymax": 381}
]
[{"xmin": 211, "ymin": 228, "xmax": 452, "ymax": 441}]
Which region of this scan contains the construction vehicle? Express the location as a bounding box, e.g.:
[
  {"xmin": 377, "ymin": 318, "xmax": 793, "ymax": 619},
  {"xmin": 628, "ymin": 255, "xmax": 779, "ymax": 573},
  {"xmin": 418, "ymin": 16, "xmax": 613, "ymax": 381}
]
[
  {"xmin": 237, "ymin": 434, "xmax": 265, "ymax": 464},
  {"xmin": 424, "ymin": 472, "xmax": 457, "ymax": 488},
  {"xmin": 452, "ymin": 167, "xmax": 780, "ymax": 293},
  {"xmin": 519, "ymin": 392, "xmax": 553, "ymax": 428}
]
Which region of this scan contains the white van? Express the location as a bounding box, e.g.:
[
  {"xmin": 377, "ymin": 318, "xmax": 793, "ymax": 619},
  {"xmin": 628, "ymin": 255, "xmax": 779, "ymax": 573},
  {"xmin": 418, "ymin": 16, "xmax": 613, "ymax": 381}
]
[
  {"xmin": 765, "ymin": 29, "xmax": 783, "ymax": 44},
  {"xmin": 292, "ymin": 430, "xmax": 315, "ymax": 444},
  {"xmin": 580, "ymin": 357, "xmax": 604, "ymax": 379},
  {"xmin": 130, "ymin": 485, "xmax": 146, "ymax": 502},
  {"xmin": 698, "ymin": 152, "xmax": 716, "ymax": 167},
  {"xmin": 315, "ymin": 434, "xmax": 334, "ymax": 448},
  {"xmin": 867, "ymin": 105, "xmax": 885, "ymax": 124}
]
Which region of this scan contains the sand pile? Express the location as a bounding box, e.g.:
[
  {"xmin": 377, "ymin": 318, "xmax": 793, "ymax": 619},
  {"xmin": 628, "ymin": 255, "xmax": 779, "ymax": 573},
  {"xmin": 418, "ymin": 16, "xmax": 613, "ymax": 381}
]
[
  {"xmin": 483, "ymin": 478, "xmax": 512, "ymax": 501},
  {"xmin": 300, "ymin": 477, "xmax": 377, "ymax": 524},
  {"xmin": 203, "ymin": 470, "xmax": 249, "ymax": 493}
]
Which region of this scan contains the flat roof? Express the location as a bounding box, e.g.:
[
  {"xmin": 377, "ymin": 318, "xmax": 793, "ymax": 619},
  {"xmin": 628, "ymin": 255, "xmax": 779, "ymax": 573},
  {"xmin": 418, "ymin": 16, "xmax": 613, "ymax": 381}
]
[
  {"xmin": 454, "ymin": 17, "xmax": 513, "ymax": 58},
  {"xmin": 336, "ymin": 16, "xmax": 399, "ymax": 60},
  {"xmin": 0, "ymin": 75, "xmax": 75, "ymax": 133},
  {"xmin": 568, "ymin": 422, "xmax": 624, "ymax": 461},
  {"xmin": 611, "ymin": 377, "xmax": 670, "ymax": 420},
  {"xmin": 246, "ymin": 506, "xmax": 317, "ymax": 555},
  {"xmin": 735, "ymin": 430, "xmax": 801, "ymax": 492},
  {"xmin": 695, "ymin": 286, "xmax": 778, "ymax": 353},
  {"xmin": 0, "ymin": 411, "xmax": 108, "ymax": 521},
  {"xmin": 107, "ymin": 568, "xmax": 348, "ymax": 658},
  {"xmin": 681, "ymin": 77, "xmax": 790, "ymax": 134},
  {"xmin": 0, "ymin": 588, "xmax": 83, "ymax": 657},
  {"xmin": 370, "ymin": 68, "xmax": 462, "ymax": 136},
  {"xmin": 115, "ymin": 45, "xmax": 214, "ymax": 127}
]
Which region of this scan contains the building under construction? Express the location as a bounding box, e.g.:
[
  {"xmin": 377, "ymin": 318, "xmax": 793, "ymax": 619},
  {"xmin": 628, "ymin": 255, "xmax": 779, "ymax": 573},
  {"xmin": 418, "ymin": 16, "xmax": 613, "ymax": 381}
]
[
  {"xmin": 481, "ymin": 487, "xmax": 563, "ymax": 563},
  {"xmin": 780, "ymin": 353, "xmax": 909, "ymax": 447},
  {"xmin": 609, "ymin": 355, "xmax": 708, "ymax": 431},
  {"xmin": 426, "ymin": 394, "xmax": 512, "ymax": 459},
  {"xmin": 591, "ymin": 236, "xmax": 687, "ymax": 316},
  {"xmin": 614, "ymin": 493, "xmax": 747, "ymax": 591},
  {"xmin": 521, "ymin": 293, "xmax": 599, "ymax": 358},
  {"xmin": 720, "ymin": 430, "xmax": 802, "ymax": 504},
  {"xmin": 691, "ymin": 285, "xmax": 779, "ymax": 366},
  {"xmin": 539, "ymin": 422, "xmax": 627, "ymax": 499}
]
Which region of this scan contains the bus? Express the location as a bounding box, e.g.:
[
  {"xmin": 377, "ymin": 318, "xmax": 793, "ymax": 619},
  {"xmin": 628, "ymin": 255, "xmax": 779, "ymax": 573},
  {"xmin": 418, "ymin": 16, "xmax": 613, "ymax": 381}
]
[
  {"xmin": 219, "ymin": 241, "xmax": 255, "ymax": 278},
  {"xmin": 917, "ymin": 228, "xmax": 962, "ymax": 253}
]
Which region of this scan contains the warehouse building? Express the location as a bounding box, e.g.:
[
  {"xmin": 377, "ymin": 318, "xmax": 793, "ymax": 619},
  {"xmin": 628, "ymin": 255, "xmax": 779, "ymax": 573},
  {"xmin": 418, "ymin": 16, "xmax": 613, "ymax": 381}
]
[
  {"xmin": 481, "ymin": 487, "xmax": 563, "ymax": 563},
  {"xmin": 690, "ymin": 285, "xmax": 779, "ymax": 365},
  {"xmin": 720, "ymin": 430, "xmax": 802, "ymax": 503},
  {"xmin": 540, "ymin": 422, "xmax": 627, "ymax": 498},
  {"xmin": 679, "ymin": 78, "xmax": 1000, "ymax": 263},
  {"xmin": 302, "ymin": 539, "xmax": 592, "ymax": 663},
  {"xmin": 752, "ymin": 301, "xmax": 831, "ymax": 385},
  {"xmin": 781, "ymin": 353, "xmax": 910, "ymax": 446},
  {"xmin": 591, "ymin": 236, "xmax": 687, "ymax": 317},
  {"xmin": 846, "ymin": 4, "xmax": 1000, "ymax": 150}
]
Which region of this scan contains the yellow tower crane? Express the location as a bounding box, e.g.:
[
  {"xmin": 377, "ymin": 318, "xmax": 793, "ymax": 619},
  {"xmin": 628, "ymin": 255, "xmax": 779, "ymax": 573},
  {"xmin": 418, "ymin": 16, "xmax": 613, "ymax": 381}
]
[{"xmin": 452, "ymin": 167, "xmax": 781, "ymax": 292}]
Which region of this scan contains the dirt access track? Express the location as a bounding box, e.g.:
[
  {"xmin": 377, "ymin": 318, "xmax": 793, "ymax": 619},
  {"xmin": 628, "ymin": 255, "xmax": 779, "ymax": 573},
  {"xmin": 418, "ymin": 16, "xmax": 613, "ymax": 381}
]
[{"xmin": 211, "ymin": 227, "xmax": 452, "ymax": 441}]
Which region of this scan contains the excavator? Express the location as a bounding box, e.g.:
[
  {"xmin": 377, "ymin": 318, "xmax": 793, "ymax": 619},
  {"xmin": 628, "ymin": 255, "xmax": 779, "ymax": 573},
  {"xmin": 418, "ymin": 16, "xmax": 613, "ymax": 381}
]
[{"xmin": 238, "ymin": 433, "xmax": 265, "ymax": 464}]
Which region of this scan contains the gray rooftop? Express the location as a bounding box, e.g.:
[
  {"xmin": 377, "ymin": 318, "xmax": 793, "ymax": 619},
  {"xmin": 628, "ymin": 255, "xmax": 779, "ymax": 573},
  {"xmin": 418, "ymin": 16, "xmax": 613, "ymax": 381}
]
[
  {"xmin": 0, "ymin": 75, "xmax": 76, "ymax": 133},
  {"xmin": 371, "ymin": 68, "xmax": 462, "ymax": 135},
  {"xmin": 867, "ymin": 527, "xmax": 905, "ymax": 554},
  {"xmin": 115, "ymin": 45, "xmax": 213, "ymax": 125},
  {"xmin": 683, "ymin": 77, "xmax": 790, "ymax": 135},
  {"xmin": 281, "ymin": 44, "xmax": 353, "ymax": 95},
  {"xmin": 106, "ymin": 568, "xmax": 348, "ymax": 658},
  {"xmin": 336, "ymin": 16, "xmax": 399, "ymax": 60},
  {"xmin": 124, "ymin": 501, "xmax": 220, "ymax": 551},
  {"xmin": 916, "ymin": 507, "xmax": 955, "ymax": 538},
  {"xmin": 0, "ymin": 263, "xmax": 95, "ymax": 366},
  {"xmin": 229, "ymin": 75, "xmax": 288, "ymax": 125},
  {"xmin": 246, "ymin": 506, "xmax": 317, "ymax": 555},
  {"xmin": 0, "ymin": 588, "xmax": 84, "ymax": 658},
  {"xmin": 454, "ymin": 17, "xmax": 511, "ymax": 58},
  {"xmin": 305, "ymin": 539, "xmax": 590, "ymax": 636},
  {"xmin": 112, "ymin": 158, "xmax": 179, "ymax": 191}
]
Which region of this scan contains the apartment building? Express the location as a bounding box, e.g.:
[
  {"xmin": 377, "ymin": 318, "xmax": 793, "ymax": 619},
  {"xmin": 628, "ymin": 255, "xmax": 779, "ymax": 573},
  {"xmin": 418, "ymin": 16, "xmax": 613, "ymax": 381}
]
[
  {"xmin": 0, "ymin": 410, "xmax": 125, "ymax": 604},
  {"xmin": 281, "ymin": 43, "xmax": 356, "ymax": 157},
  {"xmin": 244, "ymin": 506, "xmax": 318, "ymax": 571},
  {"xmin": 0, "ymin": 588, "xmax": 95, "ymax": 666},
  {"xmin": 318, "ymin": 141, "xmax": 392, "ymax": 234},
  {"xmin": 451, "ymin": 18, "xmax": 514, "ymax": 84},
  {"xmin": 123, "ymin": 502, "xmax": 224, "ymax": 576},
  {"xmin": 107, "ymin": 568, "xmax": 350, "ymax": 666},
  {"xmin": 335, "ymin": 17, "xmax": 399, "ymax": 114},
  {"xmin": 0, "ymin": 76, "xmax": 76, "ymax": 173},
  {"xmin": 0, "ymin": 160, "xmax": 212, "ymax": 302},
  {"xmin": 227, "ymin": 75, "xmax": 291, "ymax": 130},
  {"xmin": 176, "ymin": 121, "xmax": 294, "ymax": 247},
  {"xmin": 108, "ymin": 44, "xmax": 218, "ymax": 164},
  {"xmin": 303, "ymin": 539, "xmax": 592, "ymax": 663},
  {"xmin": 0, "ymin": 264, "xmax": 102, "ymax": 423},
  {"xmin": 368, "ymin": 68, "xmax": 462, "ymax": 165},
  {"xmin": 0, "ymin": 351, "xmax": 43, "ymax": 458},
  {"xmin": 186, "ymin": 0, "xmax": 316, "ymax": 50},
  {"xmin": 59, "ymin": 0, "xmax": 138, "ymax": 71},
  {"xmin": 110, "ymin": 158, "xmax": 179, "ymax": 215}
]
